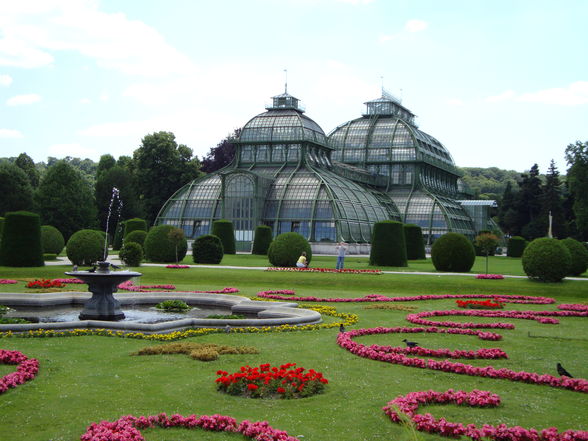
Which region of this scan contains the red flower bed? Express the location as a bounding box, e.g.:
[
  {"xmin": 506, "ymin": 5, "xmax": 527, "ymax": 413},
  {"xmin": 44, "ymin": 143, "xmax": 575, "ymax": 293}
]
[
  {"xmin": 0, "ymin": 349, "xmax": 40, "ymax": 395},
  {"xmin": 80, "ymin": 413, "xmax": 299, "ymax": 441},
  {"xmin": 475, "ymin": 274, "xmax": 504, "ymax": 279},
  {"xmin": 26, "ymin": 279, "xmax": 65, "ymax": 289},
  {"xmin": 266, "ymin": 267, "xmax": 382, "ymax": 274},
  {"xmin": 456, "ymin": 299, "xmax": 504, "ymax": 309},
  {"xmin": 215, "ymin": 363, "xmax": 328, "ymax": 399},
  {"xmin": 383, "ymin": 389, "xmax": 588, "ymax": 441}
]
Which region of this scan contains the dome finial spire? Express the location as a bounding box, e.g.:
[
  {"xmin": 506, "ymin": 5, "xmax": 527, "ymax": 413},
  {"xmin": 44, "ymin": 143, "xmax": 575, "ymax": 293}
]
[
  {"xmin": 380, "ymin": 75, "xmax": 384, "ymax": 95},
  {"xmin": 284, "ymin": 68, "xmax": 288, "ymax": 94}
]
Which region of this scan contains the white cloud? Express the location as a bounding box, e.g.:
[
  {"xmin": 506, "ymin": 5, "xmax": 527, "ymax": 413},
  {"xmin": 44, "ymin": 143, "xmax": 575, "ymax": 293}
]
[
  {"xmin": 447, "ymin": 98, "xmax": 464, "ymax": 107},
  {"xmin": 79, "ymin": 98, "xmax": 91, "ymax": 104},
  {"xmin": 48, "ymin": 142, "xmax": 98, "ymax": 159},
  {"xmin": 517, "ymin": 81, "xmax": 588, "ymax": 106},
  {"xmin": 378, "ymin": 34, "xmax": 395, "ymax": 43},
  {"xmin": 0, "ymin": 74, "xmax": 13, "ymax": 86},
  {"xmin": 0, "ymin": 0, "xmax": 196, "ymax": 76},
  {"xmin": 405, "ymin": 19, "xmax": 428, "ymax": 33},
  {"xmin": 0, "ymin": 128, "xmax": 24, "ymax": 138},
  {"xmin": 485, "ymin": 90, "xmax": 516, "ymax": 103},
  {"xmin": 6, "ymin": 93, "xmax": 42, "ymax": 106}
]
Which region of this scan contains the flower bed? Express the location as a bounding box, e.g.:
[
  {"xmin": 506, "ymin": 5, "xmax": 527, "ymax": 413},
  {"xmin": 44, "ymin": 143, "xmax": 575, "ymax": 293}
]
[
  {"xmin": 215, "ymin": 363, "xmax": 329, "ymax": 399},
  {"xmin": 165, "ymin": 264, "xmax": 190, "ymax": 269},
  {"xmin": 558, "ymin": 304, "xmax": 588, "ymax": 312},
  {"xmin": 0, "ymin": 279, "xmax": 18, "ymax": 284},
  {"xmin": 53, "ymin": 278, "xmax": 83, "ymax": 284},
  {"xmin": 383, "ymin": 389, "xmax": 588, "ymax": 441},
  {"xmin": 456, "ymin": 299, "xmax": 504, "ymax": 309},
  {"xmin": 266, "ymin": 267, "xmax": 383, "ymax": 274},
  {"xmin": 26, "ymin": 279, "xmax": 66, "ymax": 289},
  {"xmin": 116, "ymin": 281, "xmax": 239, "ymax": 294},
  {"xmin": 337, "ymin": 329, "xmax": 588, "ymax": 393},
  {"xmin": 475, "ymin": 274, "xmax": 504, "ymax": 279},
  {"xmin": 80, "ymin": 413, "xmax": 299, "ymax": 441},
  {"xmin": 0, "ymin": 349, "xmax": 40, "ymax": 395}
]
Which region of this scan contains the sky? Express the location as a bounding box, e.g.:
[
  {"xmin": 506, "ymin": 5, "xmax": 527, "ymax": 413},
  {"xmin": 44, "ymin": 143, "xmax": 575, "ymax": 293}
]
[{"xmin": 0, "ymin": 0, "xmax": 587, "ymax": 173}]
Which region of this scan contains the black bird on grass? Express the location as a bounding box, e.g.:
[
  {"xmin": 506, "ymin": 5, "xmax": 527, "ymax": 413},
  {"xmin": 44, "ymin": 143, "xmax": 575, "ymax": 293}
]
[
  {"xmin": 110, "ymin": 263, "xmax": 121, "ymax": 270},
  {"xmin": 402, "ymin": 339, "xmax": 419, "ymax": 348},
  {"xmin": 557, "ymin": 363, "xmax": 573, "ymax": 378},
  {"xmin": 339, "ymin": 324, "xmax": 346, "ymax": 333}
]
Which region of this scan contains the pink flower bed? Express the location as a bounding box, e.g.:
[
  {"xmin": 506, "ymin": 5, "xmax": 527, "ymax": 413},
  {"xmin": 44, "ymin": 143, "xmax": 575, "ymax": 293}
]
[
  {"xmin": 117, "ymin": 281, "xmax": 239, "ymax": 294},
  {"xmin": 266, "ymin": 267, "xmax": 382, "ymax": 274},
  {"xmin": 80, "ymin": 413, "xmax": 299, "ymax": 441},
  {"xmin": 0, "ymin": 349, "xmax": 40, "ymax": 395},
  {"xmin": 558, "ymin": 304, "xmax": 588, "ymax": 312},
  {"xmin": 383, "ymin": 389, "xmax": 588, "ymax": 441},
  {"xmin": 165, "ymin": 265, "xmax": 190, "ymax": 269},
  {"xmin": 337, "ymin": 329, "xmax": 588, "ymax": 393},
  {"xmin": 256, "ymin": 291, "xmax": 556, "ymax": 305},
  {"xmin": 0, "ymin": 279, "xmax": 18, "ymax": 284},
  {"xmin": 53, "ymin": 278, "xmax": 84, "ymax": 284},
  {"xmin": 475, "ymin": 274, "xmax": 505, "ymax": 279}
]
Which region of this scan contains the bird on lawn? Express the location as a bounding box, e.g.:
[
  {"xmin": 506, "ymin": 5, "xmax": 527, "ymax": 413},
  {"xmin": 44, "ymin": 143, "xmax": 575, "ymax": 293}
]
[
  {"xmin": 402, "ymin": 339, "xmax": 419, "ymax": 348},
  {"xmin": 339, "ymin": 324, "xmax": 346, "ymax": 333},
  {"xmin": 557, "ymin": 363, "xmax": 573, "ymax": 378},
  {"xmin": 72, "ymin": 265, "xmax": 78, "ymax": 272},
  {"xmin": 225, "ymin": 324, "xmax": 231, "ymax": 334},
  {"xmin": 87, "ymin": 266, "xmax": 97, "ymax": 273},
  {"xmin": 110, "ymin": 263, "xmax": 121, "ymax": 270}
]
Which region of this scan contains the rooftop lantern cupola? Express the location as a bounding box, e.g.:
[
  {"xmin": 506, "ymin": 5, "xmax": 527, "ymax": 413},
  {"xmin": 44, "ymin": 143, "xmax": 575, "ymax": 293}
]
[
  {"xmin": 266, "ymin": 92, "xmax": 305, "ymax": 112},
  {"xmin": 363, "ymin": 90, "xmax": 417, "ymax": 126}
]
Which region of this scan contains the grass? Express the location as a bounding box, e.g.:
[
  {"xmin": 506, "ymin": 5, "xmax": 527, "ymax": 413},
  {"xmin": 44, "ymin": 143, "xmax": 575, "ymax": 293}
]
[{"xmin": 0, "ymin": 258, "xmax": 587, "ymax": 440}]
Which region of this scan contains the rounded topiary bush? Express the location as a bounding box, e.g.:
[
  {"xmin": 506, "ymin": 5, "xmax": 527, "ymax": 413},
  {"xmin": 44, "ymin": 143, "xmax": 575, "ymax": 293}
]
[
  {"xmin": 0, "ymin": 211, "xmax": 44, "ymax": 267},
  {"xmin": 41, "ymin": 225, "xmax": 65, "ymax": 255},
  {"xmin": 66, "ymin": 229, "xmax": 104, "ymax": 266},
  {"xmin": 124, "ymin": 230, "xmax": 147, "ymax": 248},
  {"xmin": 404, "ymin": 224, "xmax": 426, "ymax": 260},
  {"xmin": 268, "ymin": 232, "xmax": 312, "ymax": 267},
  {"xmin": 560, "ymin": 237, "xmax": 588, "ymax": 276},
  {"xmin": 119, "ymin": 241, "xmax": 143, "ymax": 267},
  {"xmin": 507, "ymin": 236, "xmax": 527, "ymax": 258},
  {"xmin": 124, "ymin": 218, "xmax": 147, "ymax": 237},
  {"xmin": 522, "ymin": 238, "xmax": 571, "ymax": 282},
  {"xmin": 212, "ymin": 220, "xmax": 236, "ymax": 254},
  {"xmin": 252, "ymin": 225, "xmax": 272, "ymax": 255},
  {"xmin": 370, "ymin": 221, "xmax": 407, "ymax": 267},
  {"xmin": 143, "ymin": 225, "xmax": 188, "ymax": 263},
  {"xmin": 192, "ymin": 234, "xmax": 224, "ymax": 264},
  {"xmin": 112, "ymin": 221, "xmax": 125, "ymax": 251},
  {"xmin": 431, "ymin": 232, "xmax": 476, "ymax": 272}
]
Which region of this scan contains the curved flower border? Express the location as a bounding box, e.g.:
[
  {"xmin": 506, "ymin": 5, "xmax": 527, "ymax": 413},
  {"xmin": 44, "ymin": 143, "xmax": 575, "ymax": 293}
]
[
  {"xmin": 383, "ymin": 389, "xmax": 588, "ymax": 441},
  {"xmin": 266, "ymin": 267, "xmax": 383, "ymax": 274},
  {"xmin": 80, "ymin": 412, "xmax": 299, "ymax": 441},
  {"xmin": 475, "ymin": 274, "xmax": 504, "ymax": 279},
  {"xmin": 0, "ymin": 349, "xmax": 40, "ymax": 395}
]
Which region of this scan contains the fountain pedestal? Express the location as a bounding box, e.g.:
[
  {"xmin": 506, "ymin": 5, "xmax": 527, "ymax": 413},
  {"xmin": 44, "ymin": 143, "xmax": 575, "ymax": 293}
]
[{"xmin": 66, "ymin": 262, "xmax": 142, "ymax": 321}]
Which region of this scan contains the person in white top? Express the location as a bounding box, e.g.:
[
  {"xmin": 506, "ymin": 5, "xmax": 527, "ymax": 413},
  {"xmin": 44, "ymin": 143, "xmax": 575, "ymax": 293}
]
[{"xmin": 336, "ymin": 241, "xmax": 348, "ymax": 270}]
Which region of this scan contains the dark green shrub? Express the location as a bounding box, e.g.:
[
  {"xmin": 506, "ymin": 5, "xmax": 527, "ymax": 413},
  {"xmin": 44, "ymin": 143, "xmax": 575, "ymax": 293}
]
[
  {"xmin": 143, "ymin": 225, "xmax": 187, "ymax": 263},
  {"xmin": 124, "ymin": 230, "xmax": 147, "ymax": 247},
  {"xmin": 43, "ymin": 253, "xmax": 58, "ymax": 261},
  {"xmin": 212, "ymin": 220, "xmax": 236, "ymax": 254},
  {"xmin": 522, "ymin": 238, "xmax": 571, "ymax": 282},
  {"xmin": 403, "ymin": 224, "xmax": 426, "ymax": 260},
  {"xmin": 0, "ymin": 217, "xmax": 4, "ymax": 244},
  {"xmin": 507, "ymin": 236, "xmax": 527, "ymax": 258},
  {"xmin": 369, "ymin": 221, "xmax": 407, "ymax": 267},
  {"xmin": 268, "ymin": 232, "xmax": 311, "ymax": 267},
  {"xmin": 0, "ymin": 211, "xmax": 44, "ymax": 267},
  {"xmin": 112, "ymin": 221, "xmax": 125, "ymax": 251},
  {"xmin": 560, "ymin": 237, "xmax": 588, "ymax": 276},
  {"xmin": 119, "ymin": 241, "xmax": 143, "ymax": 267},
  {"xmin": 41, "ymin": 225, "xmax": 65, "ymax": 255},
  {"xmin": 252, "ymin": 225, "xmax": 272, "ymax": 255},
  {"xmin": 124, "ymin": 218, "xmax": 147, "ymax": 237},
  {"xmin": 431, "ymin": 232, "xmax": 476, "ymax": 272},
  {"xmin": 66, "ymin": 229, "xmax": 104, "ymax": 266},
  {"xmin": 192, "ymin": 234, "xmax": 224, "ymax": 264}
]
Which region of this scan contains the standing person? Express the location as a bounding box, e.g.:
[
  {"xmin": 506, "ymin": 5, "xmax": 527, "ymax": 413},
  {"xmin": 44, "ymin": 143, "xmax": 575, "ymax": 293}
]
[
  {"xmin": 296, "ymin": 251, "xmax": 308, "ymax": 268},
  {"xmin": 336, "ymin": 241, "xmax": 348, "ymax": 270}
]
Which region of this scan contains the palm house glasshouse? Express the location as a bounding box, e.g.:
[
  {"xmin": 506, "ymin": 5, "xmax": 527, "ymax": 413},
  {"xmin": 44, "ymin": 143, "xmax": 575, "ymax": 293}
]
[{"xmin": 156, "ymin": 89, "xmax": 491, "ymax": 252}]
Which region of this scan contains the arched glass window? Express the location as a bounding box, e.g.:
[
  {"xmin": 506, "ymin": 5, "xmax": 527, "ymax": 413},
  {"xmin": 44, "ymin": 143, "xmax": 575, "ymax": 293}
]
[{"xmin": 225, "ymin": 174, "xmax": 254, "ymax": 241}]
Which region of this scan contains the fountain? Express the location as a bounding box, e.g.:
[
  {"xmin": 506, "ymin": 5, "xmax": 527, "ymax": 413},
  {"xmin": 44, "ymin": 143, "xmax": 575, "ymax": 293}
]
[{"xmin": 64, "ymin": 187, "xmax": 141, "ymax": 321}]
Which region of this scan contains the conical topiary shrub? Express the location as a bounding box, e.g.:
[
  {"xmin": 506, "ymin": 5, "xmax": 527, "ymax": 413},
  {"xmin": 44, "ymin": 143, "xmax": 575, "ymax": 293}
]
[
  {"xmin": 404, "ymin": 224, "xmax": 426, "ymax": 260},
  {"xmin": 252, "ymin": 225, "xmax": 272, "ymax": 255},
  {"xmin": 0, "ymin": 211, "xmax": 44, "ymax": 267},
  {"xmin": 212, "ymin": 220, "xmax": 236, "ymax": 254},
  {"xmin": 369, "ymin": 221, "xmax": 407, "ymax": 267}
]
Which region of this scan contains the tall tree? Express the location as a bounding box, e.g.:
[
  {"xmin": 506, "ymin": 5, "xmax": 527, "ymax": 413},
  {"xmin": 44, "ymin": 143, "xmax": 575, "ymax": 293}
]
[
  {"xmin": 518, "ymin": 164, "xmax": 544, "ymax": 239},
  {"xmin": 565, "ymin": 140, "xmax": 588, "ymax": 240},
  {"xmin": 15, "ymin": 152, "xmax": 40, "ymax": 188},
  {"xmin": 540, "ymin": 160, "xmax": 566, "ymax": 238},
  {"xmin": 201, "ymin": 129, "xmax": 239, "ymax": 173},
  {"xmin": 131, "ymin": 131, "xmax": 202, "ymax": 225},
  {"xmin": 95, "ymin": 166, "xmax": 143, "ymax": 231},
  {"xmin": 96, "ymin": 154, "xmax": 116, "ymax": 181},
  {"xmin": 35, "ymin": 160, "xmax": 97, "ymax": 240},
  {"xmin": 0, "ymin": 163, "xmax": 34, "ymax": 216},
  {"xmin": 497, "ymin": 181, "xmax": 519, "ymax": 235}
]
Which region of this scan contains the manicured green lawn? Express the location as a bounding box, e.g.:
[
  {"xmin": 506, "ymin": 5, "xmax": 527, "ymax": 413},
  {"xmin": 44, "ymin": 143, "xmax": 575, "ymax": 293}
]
[{"xmin": 0, "ymin": 262, "xmax": 587, "ymax": 440}]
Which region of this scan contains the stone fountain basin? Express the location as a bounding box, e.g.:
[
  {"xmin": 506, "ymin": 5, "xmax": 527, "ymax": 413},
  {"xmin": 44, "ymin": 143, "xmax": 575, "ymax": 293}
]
[{"xmin": 0, "ymin": 292, "xmax": 322, "ymax": 333}]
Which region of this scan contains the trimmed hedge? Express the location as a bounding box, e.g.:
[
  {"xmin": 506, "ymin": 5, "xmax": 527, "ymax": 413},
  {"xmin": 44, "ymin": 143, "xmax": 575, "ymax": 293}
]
[
  {"xmin": 431, "ymin": 232, "xmax": 475, "ymax": 272},
  {"xmin": 43, "ymin": 253, "xmax": 58, "ymax": 261},
  {"xmin": 522, "ymin": 238, "xmax": 571, "ymax": 282},
  {"xmin": 404, "ymin": 224, "xmax": 426, "ymax": 260},
  {"xmin": 124, "ymin": 218, "xmax": 147, "ymax": 237},
  {"xmin": 369, "ymin": 221, "xmax": 407, "ymax": 267},
  {"xmin": 507, "ymin": 236, "xmax": 527, "ymax": 257},
  {"xmin": 124, "ymin": 230, "xmax": 147, "ymax": 248},
  {"xmin": 268, "ymin": 232, "xmax": 312, "ymax": 267},
  {"xmin": 0, "ymin": 217, "xmax": 4, "ymax": 245},
  {"xmin": 41, "ymin": 225, "xmax": 65, "ymax": 255},
  {"xmin": 212, "ymin": 220, "xmax": 236, "ymax": 254},
  {"xmin": 112, "ymin": 221, "xmax": 125, "ymax": 251},
  {"xmin": 252, "ymin": 225, "xmax": 272, "ymax": 255},
  {"xmin": 143, "ymin": 225, "xmax": 188, "ymax": 263},
  {"xmin": 0, "ymin": 211, "xmax": 44, "ymax": 267},
  {"xmin": 119, "ymin": 241, "xmax": 143, "ymax": 267},
  {"xmin": 560, "ymin": 237, "xmax": 588, "ymax": 276},
  {"xmin": 66, "ymin": 229, "xmax": 104, "ymax": 266},
  {"xmin": 192, "ymin": 234, "xmax": 224, "ymax": 264}
]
